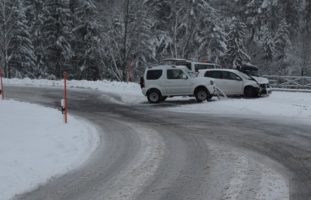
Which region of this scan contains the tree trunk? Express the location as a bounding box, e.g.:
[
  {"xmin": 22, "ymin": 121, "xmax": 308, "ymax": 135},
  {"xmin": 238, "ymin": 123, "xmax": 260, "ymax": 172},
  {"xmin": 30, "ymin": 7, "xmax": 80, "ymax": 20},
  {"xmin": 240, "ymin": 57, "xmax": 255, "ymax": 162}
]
[
  {"xmin": 1, "ymin": 0, "xmax": 10, "ymax": 78},
  {"xmin": 123, "ymin": 0, "xmax": 130, "ymax": 81}
]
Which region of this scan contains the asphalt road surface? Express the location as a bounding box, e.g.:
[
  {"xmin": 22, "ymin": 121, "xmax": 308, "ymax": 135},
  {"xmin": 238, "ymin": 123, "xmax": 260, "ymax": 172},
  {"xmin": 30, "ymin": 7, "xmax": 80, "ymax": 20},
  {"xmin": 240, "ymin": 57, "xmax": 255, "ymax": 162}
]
[{"xmin": 6, "ymin": 86, "xmax": 311, "ymax": 200}]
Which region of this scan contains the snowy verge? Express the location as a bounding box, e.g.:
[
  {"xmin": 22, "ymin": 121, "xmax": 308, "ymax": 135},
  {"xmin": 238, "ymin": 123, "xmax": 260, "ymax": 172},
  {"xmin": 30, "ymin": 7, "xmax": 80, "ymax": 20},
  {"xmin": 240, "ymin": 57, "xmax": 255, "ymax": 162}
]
[
  {"xmin": 167, "ymin": 92, "xmax": 311, "ymax": 124},
  {"xmin": 0, "ymin": 100, "xmax": 99, "ymax": 200},
  {"xmin": 4, "ymin": 78, "xmax": 144, "ymax": 104}
]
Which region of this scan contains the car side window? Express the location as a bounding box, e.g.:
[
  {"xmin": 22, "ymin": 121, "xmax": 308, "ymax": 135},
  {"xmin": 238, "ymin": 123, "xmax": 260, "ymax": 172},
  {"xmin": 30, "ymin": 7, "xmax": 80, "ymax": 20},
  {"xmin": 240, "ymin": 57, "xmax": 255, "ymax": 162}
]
[
  {"xmin": 146, "ymin": 70, "xmax": 163, "ymax": 80},
  {"xmin": 185, "ymin": 63, "xmax": 192, "ymax": 71},
  {"xmin": 230, "ymin": 72, "xmax": 242, "ymax": 81},
  {"xmin": 167, "ymin": 69, "xmax": 186, "ymax": 79},
  {"xmin": 223, "ymin": 72, "xmax": 241, "ymax": 81},
  {"xmin": 204, "ymin": 71, "xmax": 222, "ymax": 79}
]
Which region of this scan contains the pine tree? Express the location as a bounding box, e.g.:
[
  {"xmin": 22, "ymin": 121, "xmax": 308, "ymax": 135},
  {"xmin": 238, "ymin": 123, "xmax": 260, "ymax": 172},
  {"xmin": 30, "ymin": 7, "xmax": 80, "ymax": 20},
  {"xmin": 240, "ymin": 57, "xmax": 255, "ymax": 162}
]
[
  {"xmin": 192, "ymin": 0, "xmax": 226, "ymax": 62},
  {"xmin": 274, "ymin": 20, "xmax": 290, "ymax": 60},
  {"xmin": 102, "ymin": 0, "xmax": 154, "ymax": 81},
  {"xmin": 126, "ymin": 0, "xmax": 154, "ymax": 79},
  {"xmin": 41, "ymin": 0, "xmax": 73, "ymax": 79},
  {"xmin": 305, "ymin": 0, "xmax": 311, "ymax": 33},
  {"xmin": 0, "ymin": 0, "xmax": 16, "ymax": 78},
  {"xmin": 282, "ymin": 0, "xmax": 301, "ymax": 37},
  {"xmin": 8, "ymin": 0, "xmax": 36, "ymax": 78},
  {"xmin": 262, "ymin": 28, "xmax": 274, "ymax": 62},
  {"xmin": 302, "ymin": 0, "xmax": 311, "ymax": 75},
  {"xmin": 72, "ymin": 0, "xmax": 102, "ymax": 80},
  {"xmin": 225, "ymin": 18, "xmax": 251, "ymax": 68},
  {"xmin": 24, "ymin": 0, "xmax": 45, "ymax": 77},
  {"xmin": 145, "ymin": 0, "xmax": 184, "ymax": 59},
  {"xmin": 146, "ymin": 0, "xmax": 226, "ymax": 62}
]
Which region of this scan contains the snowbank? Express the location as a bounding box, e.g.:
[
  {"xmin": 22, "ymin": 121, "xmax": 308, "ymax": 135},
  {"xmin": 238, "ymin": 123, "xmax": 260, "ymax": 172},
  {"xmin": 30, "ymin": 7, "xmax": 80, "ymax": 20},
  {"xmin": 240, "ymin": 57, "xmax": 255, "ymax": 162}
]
[
  {"xmin": 168, "ymin": 92, "xmax": 311, "ymax": 123},
  {"xmin": 4, "ymin": 78, "xmax": 144, "ymax": 104},
  {"xmin": 0, "ymin": 100, "xmax": 99, "ymax": 200}
]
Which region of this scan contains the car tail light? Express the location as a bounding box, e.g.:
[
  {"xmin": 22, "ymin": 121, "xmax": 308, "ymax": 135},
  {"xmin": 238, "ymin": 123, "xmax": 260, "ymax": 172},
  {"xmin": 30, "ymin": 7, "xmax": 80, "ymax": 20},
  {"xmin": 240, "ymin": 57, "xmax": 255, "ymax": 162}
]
[{"xmin": 140, "ymin": 77, "xmax": 145, "ymax": 88}]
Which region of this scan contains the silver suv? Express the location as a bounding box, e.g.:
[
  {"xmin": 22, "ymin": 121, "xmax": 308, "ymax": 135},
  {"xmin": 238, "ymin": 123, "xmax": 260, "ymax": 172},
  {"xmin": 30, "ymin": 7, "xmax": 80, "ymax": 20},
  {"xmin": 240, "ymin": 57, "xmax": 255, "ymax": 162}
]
[
  {"xmin": 140, "ymin": 65, "xmax": 216, "ymax": 103},
  {"xmin": 198, "ymin": 69, "xmax": 271, "ymax": 97}
]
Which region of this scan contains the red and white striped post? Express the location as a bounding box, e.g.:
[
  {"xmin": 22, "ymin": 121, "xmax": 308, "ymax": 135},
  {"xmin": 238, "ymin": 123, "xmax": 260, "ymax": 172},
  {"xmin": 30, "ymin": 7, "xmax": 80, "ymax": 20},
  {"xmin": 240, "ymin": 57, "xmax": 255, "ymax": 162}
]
[
  {"xmin": 63, "ymin": 72, "xmax": 68, "ymax": 124},
  {"xmin": 0, "ymin": 68, "xmax": 4, "ymax": 100}
]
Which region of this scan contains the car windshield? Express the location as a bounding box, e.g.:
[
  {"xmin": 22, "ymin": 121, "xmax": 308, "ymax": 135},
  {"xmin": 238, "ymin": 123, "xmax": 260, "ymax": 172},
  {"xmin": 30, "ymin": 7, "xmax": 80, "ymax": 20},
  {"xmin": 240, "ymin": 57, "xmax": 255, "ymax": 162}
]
[
  {"xmin": 240, "ymin": 65, "xmax": 259, "ymax": 76},
  {"xmin": 238, "ymin": 71, "xmax": 253, "ymax": 80},
  {"xmin": 243, "ymin": 69, "xmax": 259, "ymax": 76}
]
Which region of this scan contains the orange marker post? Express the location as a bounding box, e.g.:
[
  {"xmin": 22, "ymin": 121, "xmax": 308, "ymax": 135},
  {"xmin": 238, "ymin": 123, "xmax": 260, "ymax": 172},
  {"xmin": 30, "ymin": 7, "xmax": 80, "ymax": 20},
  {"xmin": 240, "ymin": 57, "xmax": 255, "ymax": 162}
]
[
  {"xmin": 0, "ymin": 68, "xmax": 4, "ymax": 100},
  {"xmin": 64, "ymin": 72, "xmax": 68, "ymax": 124}
]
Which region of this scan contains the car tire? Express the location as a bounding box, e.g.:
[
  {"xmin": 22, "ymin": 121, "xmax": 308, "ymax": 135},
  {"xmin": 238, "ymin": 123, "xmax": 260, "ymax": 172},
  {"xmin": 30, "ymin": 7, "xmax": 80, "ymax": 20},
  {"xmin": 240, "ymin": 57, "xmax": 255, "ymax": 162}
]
[
  {"xmin": 195, "ymin": 87, "xmax": 209, "ymax": 102},
  {"xmin": 244, "ymin": 86, "xmax": 258, "ymax": 98},
  {"xmin": 147, "ymin": 89, "xmax": 162, "ymax": 103}
]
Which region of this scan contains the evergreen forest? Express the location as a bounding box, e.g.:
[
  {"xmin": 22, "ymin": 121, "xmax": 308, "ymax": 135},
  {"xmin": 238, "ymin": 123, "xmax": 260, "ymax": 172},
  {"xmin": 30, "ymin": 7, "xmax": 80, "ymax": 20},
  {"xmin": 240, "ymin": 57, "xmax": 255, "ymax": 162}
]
[{"xmin": 1, "ymin": 0, "xmax": 311, "ymax": 80}]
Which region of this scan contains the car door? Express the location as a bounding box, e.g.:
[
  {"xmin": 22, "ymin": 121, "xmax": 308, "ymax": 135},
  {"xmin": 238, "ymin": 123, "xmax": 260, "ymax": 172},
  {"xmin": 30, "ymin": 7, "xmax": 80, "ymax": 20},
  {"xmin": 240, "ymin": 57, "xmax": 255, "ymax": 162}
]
[
  {"xmin": 204, "ymin": 70, "xmax": 225, "ymax": 91},
  {"xmin": 204, "ymin": 70, "xmax": 242, "ymax": 95},
  {"xmin": 221, "ymin": 71, "xmax": 244, "ymax": 95},
  {"xmin": 165, "ymin": 69, "xmax": 192, "ymax": 95}
]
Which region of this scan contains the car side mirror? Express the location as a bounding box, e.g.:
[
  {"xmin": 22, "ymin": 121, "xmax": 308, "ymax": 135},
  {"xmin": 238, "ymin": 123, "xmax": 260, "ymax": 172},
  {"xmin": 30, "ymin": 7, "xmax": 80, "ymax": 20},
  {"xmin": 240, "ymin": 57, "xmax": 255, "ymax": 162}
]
[{"xmin": 182, "ymin": 74, "xmax": 188, "ymax": 80}]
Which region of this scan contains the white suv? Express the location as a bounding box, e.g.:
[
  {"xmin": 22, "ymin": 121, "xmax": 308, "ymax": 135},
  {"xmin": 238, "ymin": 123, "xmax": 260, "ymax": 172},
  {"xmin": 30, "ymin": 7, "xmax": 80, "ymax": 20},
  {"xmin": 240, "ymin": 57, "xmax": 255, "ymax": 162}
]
[
  {"xmin": 198, "ymin": 69, "xmax": 269, "ymax": 97},
  {"xmin": 140, "ymin": 65, "xmax": 216, "ymax": 103}
]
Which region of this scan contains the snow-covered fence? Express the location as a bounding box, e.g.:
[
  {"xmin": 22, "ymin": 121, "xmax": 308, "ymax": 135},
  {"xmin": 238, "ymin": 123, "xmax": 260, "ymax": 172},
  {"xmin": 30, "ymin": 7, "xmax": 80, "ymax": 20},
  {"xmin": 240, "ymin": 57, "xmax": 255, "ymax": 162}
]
[{"xmin": 264, "ymin": 75, "xmax": 311, "ymax": 90}]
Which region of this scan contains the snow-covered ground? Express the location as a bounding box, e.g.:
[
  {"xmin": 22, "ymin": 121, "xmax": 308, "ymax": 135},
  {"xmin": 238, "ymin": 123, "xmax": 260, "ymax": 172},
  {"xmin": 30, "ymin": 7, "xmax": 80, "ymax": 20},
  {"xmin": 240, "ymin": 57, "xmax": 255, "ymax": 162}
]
[
  {"xmin": 0, "ymin": 100, "xmax": 99, "ymax": 200},
  {"xmin": 168, "ymin": 92, "xmax": 311, "ymax": 124},
  {"xmin": 4, "ymin": 78, "xmax": 311, "ymax": 124}
]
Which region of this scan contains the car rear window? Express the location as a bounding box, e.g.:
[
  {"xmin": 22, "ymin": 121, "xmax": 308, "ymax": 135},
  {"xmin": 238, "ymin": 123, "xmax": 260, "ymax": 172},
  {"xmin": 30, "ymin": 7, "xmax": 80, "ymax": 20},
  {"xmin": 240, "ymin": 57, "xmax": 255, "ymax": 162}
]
[{"xmin": 146, "ymin": 70, "xmax": 162, "ymax": 80}]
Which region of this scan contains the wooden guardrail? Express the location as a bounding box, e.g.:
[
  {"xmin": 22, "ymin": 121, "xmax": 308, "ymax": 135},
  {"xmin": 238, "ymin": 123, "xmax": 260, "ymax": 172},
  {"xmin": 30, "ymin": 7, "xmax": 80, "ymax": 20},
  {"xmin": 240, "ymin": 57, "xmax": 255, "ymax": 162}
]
[{"xmin": 263, "ymin": 75, "xmax": 311, "ymax": 90}]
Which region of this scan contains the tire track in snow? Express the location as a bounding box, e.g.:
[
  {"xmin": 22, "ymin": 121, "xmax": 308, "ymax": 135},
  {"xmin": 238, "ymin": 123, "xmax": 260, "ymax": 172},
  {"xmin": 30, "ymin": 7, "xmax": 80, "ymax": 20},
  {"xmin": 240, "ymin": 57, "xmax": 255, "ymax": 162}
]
[
  {"xmin": 97, "ymin": 122, "xmax": 166, "ymax": 200},
  {"xmin": 205, "ymin": 142, "xmax": 289, "ymax": 200}
]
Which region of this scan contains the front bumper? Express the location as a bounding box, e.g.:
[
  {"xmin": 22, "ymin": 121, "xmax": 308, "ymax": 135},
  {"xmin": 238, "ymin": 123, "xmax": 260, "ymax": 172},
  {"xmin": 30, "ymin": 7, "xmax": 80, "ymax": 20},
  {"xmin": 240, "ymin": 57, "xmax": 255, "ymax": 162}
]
[{"xmin": 259, "ymin": 84, "xmax": 272, "ymax": 95}]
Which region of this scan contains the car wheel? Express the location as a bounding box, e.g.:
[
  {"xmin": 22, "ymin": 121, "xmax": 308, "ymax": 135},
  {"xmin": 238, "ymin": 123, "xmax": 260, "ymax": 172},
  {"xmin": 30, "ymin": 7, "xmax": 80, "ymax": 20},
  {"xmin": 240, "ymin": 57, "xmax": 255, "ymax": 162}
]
[
  {"xmin": 244, "ymin": 86, "xmax": 258, "ymax": 98},
  {"xmin": 147, "ymin": 89, "xmax": 162, "ymax": 103},
  {"xmin": 195, "ymin": 87, "xmax": 209, "ymax": 102}
]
